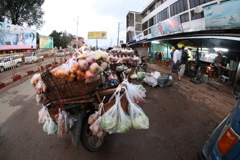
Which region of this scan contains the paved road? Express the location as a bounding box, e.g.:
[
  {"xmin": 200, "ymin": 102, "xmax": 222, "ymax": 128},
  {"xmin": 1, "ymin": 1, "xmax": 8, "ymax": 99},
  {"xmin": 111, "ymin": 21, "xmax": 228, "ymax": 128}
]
[
  {"xmin": 0, "ymin": 75, "xmax": 222, "ymax": 160},
  {"xmin": 0, "ymin": 56, "xmax": 68, "ymax": 82}
]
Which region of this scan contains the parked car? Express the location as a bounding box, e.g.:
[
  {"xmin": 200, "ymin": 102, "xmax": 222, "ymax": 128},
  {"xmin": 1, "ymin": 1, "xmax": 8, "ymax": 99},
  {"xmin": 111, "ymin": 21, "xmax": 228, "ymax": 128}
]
[
  {"xmin": 0, "ymin": 55, "xmax": 23, "ymax": 72},
  {"xmin": 197, "ymin": 78, "xmax": 240, "ymax": 160},
  {"xmin": 25, "ymin": 51, "xmax": 44, "ymax": 64}
]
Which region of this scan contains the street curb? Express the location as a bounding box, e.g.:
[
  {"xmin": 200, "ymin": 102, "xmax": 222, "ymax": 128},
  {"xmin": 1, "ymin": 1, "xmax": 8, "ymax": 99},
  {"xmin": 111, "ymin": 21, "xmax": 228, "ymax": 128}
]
[{"xmin": 0, "ymin": 63, "xmax": 58, "ymax": 90}]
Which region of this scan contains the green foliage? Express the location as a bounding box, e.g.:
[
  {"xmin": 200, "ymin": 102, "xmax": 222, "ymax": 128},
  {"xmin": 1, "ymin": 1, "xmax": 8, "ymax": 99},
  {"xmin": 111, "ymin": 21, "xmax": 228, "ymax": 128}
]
[
  {"xmin": 0, "ymin": 0, "xmax": 45, "ymax": 29},
  {"xmin": 49, "ymin": 30, "xmax": 72, "ymax": 49}
]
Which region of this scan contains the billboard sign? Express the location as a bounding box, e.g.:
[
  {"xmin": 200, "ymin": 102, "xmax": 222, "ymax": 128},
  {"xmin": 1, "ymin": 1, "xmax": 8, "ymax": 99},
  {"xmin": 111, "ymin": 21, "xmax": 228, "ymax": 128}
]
[
  {"xmin": 136, "ymin": 32, "xmax": 144, "ymax": 41},
  {"xmin": 40, "ymin": 36, "xmax": 54, "ymax": 48},
  {"xmin": 88, "ymin": 31, "xmax": 107, "ymax": 39},
  {"xmin": 151, "ymin": 24, "xmax": 162, "ymax": 38},
  {"xmin": 159, "ymin": 16, "xmax": 182, "ymax": 35},
  {"xmin": 0, "ymin": 22, "xmax": 37, "ymax": 50},
  {"xmin": 204, "ymin": 0, "xmax": 240, "ymax": 28}
]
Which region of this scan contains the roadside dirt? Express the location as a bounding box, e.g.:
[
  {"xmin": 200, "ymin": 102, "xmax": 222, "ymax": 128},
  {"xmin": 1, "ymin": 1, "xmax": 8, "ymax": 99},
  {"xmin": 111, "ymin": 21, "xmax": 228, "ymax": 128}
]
[{"xmin": 148, "ymin": 63, "xmax": 236, "ymax": 119}]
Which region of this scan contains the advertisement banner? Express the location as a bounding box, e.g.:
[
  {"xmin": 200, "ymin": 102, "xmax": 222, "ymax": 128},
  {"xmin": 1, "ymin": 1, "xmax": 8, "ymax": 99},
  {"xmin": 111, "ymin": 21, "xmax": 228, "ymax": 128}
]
[
  {"xmin": 88, "ymin": 31, "xmax": 107, "ymax": 39},
  {"xmin": 159, "ymin": 16, "xmax": 182, "ymax": 35},
  {"xmin": 136, "ymin": 32, "xmax": 144, "ymax": 41},
  {"xmin": 0, "ymin": 22, "xmax": 37, "ymax": 50},
  {"xmin": 151, "ymin": 24, "xmax": 162, "ymax": 38},
  {"xmin": 40, "ymin": 36, "xmax": 54, "ymax": 48},
  {"xmin": 204, "ymin": 0, "xmax": 240, "ymax": 28}
]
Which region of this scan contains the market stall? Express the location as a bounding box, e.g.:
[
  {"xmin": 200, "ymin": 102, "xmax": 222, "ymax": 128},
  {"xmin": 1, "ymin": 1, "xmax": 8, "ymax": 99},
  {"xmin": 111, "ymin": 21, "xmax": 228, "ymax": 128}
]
[{"xmin": 30, "ymin": 46, "xmax": 149, "ymax": 152}]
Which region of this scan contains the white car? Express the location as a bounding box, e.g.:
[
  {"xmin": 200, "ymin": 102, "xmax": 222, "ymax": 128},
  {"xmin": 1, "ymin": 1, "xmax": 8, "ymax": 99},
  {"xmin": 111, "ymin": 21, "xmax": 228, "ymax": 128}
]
[{"xmin": 0, "ymin": 55, "xmax": 23, "ymax": 72}]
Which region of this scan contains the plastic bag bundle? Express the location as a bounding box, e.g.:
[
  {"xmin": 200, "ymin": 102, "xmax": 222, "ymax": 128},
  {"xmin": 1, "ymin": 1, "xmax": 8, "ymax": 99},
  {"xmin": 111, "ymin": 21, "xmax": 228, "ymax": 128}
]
[
  {"xmin": 137, "ymin": 72, "xmax": 146, "ymax": 81},
  {"xmin": 143, "ymin": 73, "xmax": 158, "ymax": 87},
  {"xmin": 35, "ymin": 80, "xmax": 47, "ymax": 93},
  {"xmin": 124, "ymin": 81, "xmax": 146, "ymax": 104},
  {"xmin": 36, "ymin": 93, "xmax": 48, "ymax": 105},
  {"xmin": 101, "ymin": 95, "xmax": 119, "ymax": 134},
  {"xmin": 89, "ymin": 97, "xmax": 107, "ymax": 137},
  {"xmin": 57, "ymin": 109, "xmax": 69, "ymax": 137},
  {"xmin": 157, "ymin": 74, "xmax": 173, "ymax": 88},
  {"xmin": 116, "ymin": 98, "xmax": 132, "ymax": 133},
  {"xmin": 30, "ymin": 73, "xmax": 41, "ymax": 86},
  {"xmin": 125, "ymin": 91, "xmax": 149, "ymax": 129},
  {"xmin": 43, "ymin": 114, "xmax": 58, "ymax": 135},
  {"xmin": 62, "ymin": 110, "xmax": 77, "ymax": 130},
  {"xmin": 38, "ymin": 105, "xmax": 48, "ymax": 123}
]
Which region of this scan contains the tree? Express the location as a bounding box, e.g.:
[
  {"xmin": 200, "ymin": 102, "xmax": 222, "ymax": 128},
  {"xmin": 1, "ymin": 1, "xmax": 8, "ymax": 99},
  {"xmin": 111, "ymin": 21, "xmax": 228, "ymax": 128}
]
[
  {"xmin": 49, "ymin": 30, "xmax": 72, "ymax": 49},
  {"xmin": 0, "ymin": 0, "xmax": 45, "ymax": 29}
]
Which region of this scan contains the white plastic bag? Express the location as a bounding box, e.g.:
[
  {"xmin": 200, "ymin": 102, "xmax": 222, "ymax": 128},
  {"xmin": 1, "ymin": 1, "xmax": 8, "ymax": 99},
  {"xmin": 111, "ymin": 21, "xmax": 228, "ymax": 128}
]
[
  {"xmin": 57, "ymin": 109, "xmax": 69, "ymax": 137},
  {"xmin": 115, "ymin": 97, "xmax": 132, "ymax": 133},
  {"xmin": 143, "ymin": 73, "xmax": 158, "ymax": 87},
  {"xmin": 100, "ymin": 94, "xmax": 119, "ymax": 134},
  {"xmin": 152, "ymin": 71, "xmax": 161, "ymax": 79},
  {"xmin": 38, "ymin": 105, "xmax": 48, "ymax": 123},
  {"xmin": 35, "ymin": 80, "xmax": 47, "ymax": 93},
  {"xmin": 43, "ymin": 114, "xmax": 58, "ymax": 135},
  {"xmin": 125, "ymin": 91, "xmax": 149, "ymax": 129},
  {"xmin": 124, "ymin": 81, "xmax": 146, "ymax": 104}
]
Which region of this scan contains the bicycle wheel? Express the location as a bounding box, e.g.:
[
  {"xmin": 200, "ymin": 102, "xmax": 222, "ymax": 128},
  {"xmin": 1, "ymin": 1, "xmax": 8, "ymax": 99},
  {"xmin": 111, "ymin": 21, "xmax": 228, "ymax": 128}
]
[{"xmin": 80, "ymin": 118, "xmax": 106, "ymax": 152}]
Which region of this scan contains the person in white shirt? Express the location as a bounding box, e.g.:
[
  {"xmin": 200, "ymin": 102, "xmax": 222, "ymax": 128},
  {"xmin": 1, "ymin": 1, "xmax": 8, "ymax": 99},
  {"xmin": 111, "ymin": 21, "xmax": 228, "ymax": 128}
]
[{"xmin": 170, "ymin": 45, "xmax": 181, "ymax": 81}]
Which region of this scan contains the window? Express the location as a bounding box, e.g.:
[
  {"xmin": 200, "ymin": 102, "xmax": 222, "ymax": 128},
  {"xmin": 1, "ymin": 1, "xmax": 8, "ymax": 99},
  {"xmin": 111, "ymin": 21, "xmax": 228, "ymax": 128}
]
[
  {"xmin": 153, "ymin": 15, "xmax": 157, "ymax": 25},
  {"xmin": 135, "ymin": 24, "xmax": 142, "ymax": 31},
  {"xmin": 190, "ymin": 0, "xmax": 214, "ymax": 8},
  {"xmin": 180, "ymin": 13, "xmax": 189, "ymax": 23},
  {"xmin": 142, "ymin": 21, "xmax": 148, "ymax": 31},
  {"xmin": 149, "ymin": 17, "xmax": 154, "ymax": 27},
  {"xmin": 170, "ymin": 0, "xmax": 188, "ymax": 17},
  {"xmin": 191, "ymin": 10, "xmax": 204, "ymax": 20},
  {"xmin": 143, "ymin": 30, "xmax": 148, "ymax": 36}
]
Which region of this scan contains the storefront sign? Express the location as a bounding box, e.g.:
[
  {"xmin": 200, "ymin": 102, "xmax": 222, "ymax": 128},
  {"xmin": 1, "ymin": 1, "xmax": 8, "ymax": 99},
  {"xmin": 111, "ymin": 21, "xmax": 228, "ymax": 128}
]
[
  {"xmin": 159, "ymin": 16, "xmax": 182, "ymax": 35},
  {"xmin": 204, "ymin": 0, "xmax": 240, "ymax": 28},
  {"xmin": 0, "ymin": 22, "xmax": 37, "ymax": 50},
  {"xmin": 136, "ymin": 32, "xmax": 144, "ymax": 41},
  {"xmin": 151, "ymin": 24, "xmax": 162, "ymax": 38}
]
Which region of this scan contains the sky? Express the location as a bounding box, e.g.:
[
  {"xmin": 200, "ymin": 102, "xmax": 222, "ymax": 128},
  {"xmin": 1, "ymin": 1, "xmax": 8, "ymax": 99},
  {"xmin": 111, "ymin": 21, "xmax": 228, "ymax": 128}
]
[{"xmin": 37, "ymin": 0, "xmax": 153, "ymax": 48}]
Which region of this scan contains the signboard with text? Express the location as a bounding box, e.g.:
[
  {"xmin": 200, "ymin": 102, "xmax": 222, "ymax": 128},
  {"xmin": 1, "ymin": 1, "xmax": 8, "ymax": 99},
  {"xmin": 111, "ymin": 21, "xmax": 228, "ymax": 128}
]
[
  {"xmin": 88, "ymin": 31, "xmax": 107, "ymax": 39},
  {"xmin": 0, "ymin": 22, "xmax": 37, "ymax": 50},
  {"xmin": 40, "ymin": 36, "xmax": 54, "ymax": 48},
  {"xmin": 204, "ymin": 0, "xmax": 240, "ymax": 29}
]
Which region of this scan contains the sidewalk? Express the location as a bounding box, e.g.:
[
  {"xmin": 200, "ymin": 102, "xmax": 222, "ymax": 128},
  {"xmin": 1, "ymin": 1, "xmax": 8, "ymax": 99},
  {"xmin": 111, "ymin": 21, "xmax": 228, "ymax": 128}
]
[{"xmin": 147, "ymin": 63, "xmax": 236, "ymax": 119}]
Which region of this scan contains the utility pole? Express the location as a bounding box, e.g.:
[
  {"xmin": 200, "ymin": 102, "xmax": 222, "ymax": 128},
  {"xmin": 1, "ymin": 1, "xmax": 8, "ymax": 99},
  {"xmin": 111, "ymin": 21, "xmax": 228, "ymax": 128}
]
[
  {"xmin": 116, "ymin": 22, "xmax": 122, "ymax": 47},
  {"xmin": 74, "ymin": 16, "xmax": 79, "ymax": 49}
]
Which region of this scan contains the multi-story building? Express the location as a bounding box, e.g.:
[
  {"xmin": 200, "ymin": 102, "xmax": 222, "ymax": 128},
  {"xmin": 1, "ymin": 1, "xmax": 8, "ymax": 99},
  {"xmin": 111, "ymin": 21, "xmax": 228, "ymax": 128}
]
[
  {"xmin": 126, "ymin": 0, "xmax": 240, "ymax": 84},
  {"xmin": 70, "ymin": 36, "xmax": 85, "ymax": 49}
]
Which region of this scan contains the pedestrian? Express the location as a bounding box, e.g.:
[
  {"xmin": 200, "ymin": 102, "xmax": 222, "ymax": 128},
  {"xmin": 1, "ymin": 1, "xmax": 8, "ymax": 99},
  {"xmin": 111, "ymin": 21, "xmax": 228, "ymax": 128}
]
[
  {"xmin": 170, "ymin": 45, "xmax": 182, "ymax": 81},
  {"xmin": 213, "ymin": 51, "xmax": 222, "ymax": 76},
  {"xmin": 158, "ymin": 52, "xmax": 162, "ymax": 60},
  {"xmin": 180, "ymin": 47, "xmax": 189, "ymax": 78}
]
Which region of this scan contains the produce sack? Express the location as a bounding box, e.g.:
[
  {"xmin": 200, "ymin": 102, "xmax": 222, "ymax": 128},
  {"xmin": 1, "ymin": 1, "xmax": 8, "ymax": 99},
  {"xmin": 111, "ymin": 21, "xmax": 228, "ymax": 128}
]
[
  {"xmin": 152, "ymin": 71, "xmax": 161, "ymax": 80},
  {"xmin": 125, "ymin": 91, "xmax": 149, "ymax": 129},
  {"xmin": 38, "ymin": 105, "xmax": 48, "ymax": 123},
  {"xmin": 43, "ymin": 114, "xmax": 58, "ymax": 135},
  {"xmin": 101, "ymin": 93, "xmax": 120, "ymax": 134},
  {"xmin": 57, "ymin": 109, "xmax": 69, "ymax": 137},
  {"xmin": 157, "ymin": 74, "xmax": 173, "ymax": 88},
  {"xmin": 62, "ymin": 110, "xmax": 77, "ymax": 130},
  {"xmin": 36, "ymin": 93, "xmax": 48, "ymax": 105},
  {"xmin": 124, "ymin": 81, "xmax": 146, "ymax": 104},
  {"xmin": 115, "ymin": 95, "xmax": 132, "ymax": 133},
  {"xmin": 35, "ymin": 80, "xmax": 47, "ymax": 93},
  {"xmin": 137, "ymin": 72, "xmax": 146, "ymax": 81},
  {"xmin": 90, "ymin": 97, "xmax": 107, "ymax": 137},
  {"xmin": 143, "ymin": 73, "xmax": 158, "ymax": 87}
]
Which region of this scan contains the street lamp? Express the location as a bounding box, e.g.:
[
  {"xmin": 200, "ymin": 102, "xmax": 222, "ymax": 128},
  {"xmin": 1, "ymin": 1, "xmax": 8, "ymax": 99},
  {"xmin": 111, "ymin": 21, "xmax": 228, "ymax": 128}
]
[{"xmin": 74, "ymin": 16, "xmax": 79, "ymax": 49}]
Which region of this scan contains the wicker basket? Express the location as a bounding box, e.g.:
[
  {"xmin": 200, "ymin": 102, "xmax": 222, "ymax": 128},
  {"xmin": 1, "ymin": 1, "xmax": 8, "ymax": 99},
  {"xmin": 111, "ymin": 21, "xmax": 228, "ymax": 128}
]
[{"xmin": 41, "ymin": 70, "xmax": 103, "ymax": 102}]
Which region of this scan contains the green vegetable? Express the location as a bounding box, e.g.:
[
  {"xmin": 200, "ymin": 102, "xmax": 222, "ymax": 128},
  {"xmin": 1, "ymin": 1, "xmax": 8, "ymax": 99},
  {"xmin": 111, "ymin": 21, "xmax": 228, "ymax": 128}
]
[
  {"xmin": 132, "ymin": 115, "xmax": 149, "ymax": 129},
  {"xmin": 116, "ymin": 116, "xmax": 132, "ymax": 133},
  {"xmin": 101, "ymin": 115, "xmax": 116, "ymax": 132}
]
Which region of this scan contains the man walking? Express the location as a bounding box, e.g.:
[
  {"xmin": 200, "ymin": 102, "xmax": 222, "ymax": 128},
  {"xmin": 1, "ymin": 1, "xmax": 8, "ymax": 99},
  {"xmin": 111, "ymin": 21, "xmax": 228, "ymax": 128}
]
[
  {"xmin": 180, "ymin": 47, "xmax": 189, "ymax": 78},
  {"xmin": 170, "ymin": 45, "xmax": 181, "ymax": 81}
]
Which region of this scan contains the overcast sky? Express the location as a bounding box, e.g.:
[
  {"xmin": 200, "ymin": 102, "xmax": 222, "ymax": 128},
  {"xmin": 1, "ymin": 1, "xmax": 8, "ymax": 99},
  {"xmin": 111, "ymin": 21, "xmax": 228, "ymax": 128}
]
[{"xmin": 37, "ymin": 0, "xmax": 153, "ymax": 48}]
